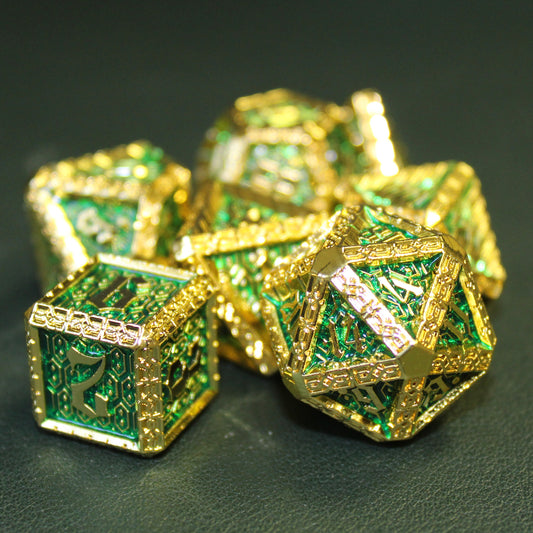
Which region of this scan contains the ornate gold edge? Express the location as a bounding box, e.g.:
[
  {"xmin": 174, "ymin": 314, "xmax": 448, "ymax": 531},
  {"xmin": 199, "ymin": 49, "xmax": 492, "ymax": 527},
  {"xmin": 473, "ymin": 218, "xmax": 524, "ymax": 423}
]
[
  {"xmin": 132, "ymin": 163, "xmax": 191, "ymax": 259},
  {"xmin": 144, "ymin": 269, "xmax": 217, "ymax": 341},
  {"xmin": 25, "ymin": 184, "xmax": 90, "ymax": 284},
  {"xmin": 350, "ymin": 89, "xmax": 401, "ymax": 176},
  {"xmin": 134, "ymin": 340, "xmax": 165, "ymax": 455},
  {"xmin": 179, "ymin": 211, "xmax": 329, "ymax": 258},
  {"xmin": 215, "ymin": 285, "xmax": 278, "ymax": 376},
  {"xmin": 25, "ymin": 317, "xmax": 46, "ymax": 425},
  {"xmin": 413, "ymin": 371, "xmax": 484, "ymax": 433}
]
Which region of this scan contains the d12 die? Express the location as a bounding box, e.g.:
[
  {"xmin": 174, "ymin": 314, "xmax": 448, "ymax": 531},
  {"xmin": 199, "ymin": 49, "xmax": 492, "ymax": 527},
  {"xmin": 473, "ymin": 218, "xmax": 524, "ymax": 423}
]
[
  {"xmin": 261, "ymin": 205, "xmax": 496, "ymax": 441},
  {"xmin": 26, "ymin": 141, "xmax": 191, "ymax": 291},
  {"xmin": 334, "ymin": 161, "xmax": 506, "ymax": 298},
  {"xmin": 175, "ymin": 180, "xmax": 328, "ymax": 375},
  {"xmin": 25, "ymin": 254, "xmax": 218, "ymax": 455},
  {"xmin": 196, "ymin": 88, "xmax": 401, "ymax": 211}
]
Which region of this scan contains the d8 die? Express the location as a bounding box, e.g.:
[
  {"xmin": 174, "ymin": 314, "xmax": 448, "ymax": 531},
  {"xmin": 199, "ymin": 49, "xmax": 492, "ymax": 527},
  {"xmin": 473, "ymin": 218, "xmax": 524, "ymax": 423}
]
[
  {"xmin": 262, "ymin": 205, "xmax": 496, "ymax": 441},
  {"xmin": 25, "ymin": 141, "xmax": 191, "ymax": 291},
  {"xmin": 175, "ymin": 180, "xmax": 328, "ymax": 375},
  {"xmin": 25, "ymin": 254, "xmax": 218, "ymax": 455},
  {"xmin": 196, "ymin": 88, "xmax": 401, "ymax": 211},
  {"xmin": 335, "ymin": 161, "xmax": 506, "ymax": 298}
]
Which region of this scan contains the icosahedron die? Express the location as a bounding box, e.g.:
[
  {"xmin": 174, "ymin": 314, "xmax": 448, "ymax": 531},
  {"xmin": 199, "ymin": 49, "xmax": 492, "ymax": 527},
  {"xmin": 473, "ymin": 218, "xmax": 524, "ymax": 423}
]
[{"xmin": 261, "ymin": 205, "xmax": 496, "ymax": 441}]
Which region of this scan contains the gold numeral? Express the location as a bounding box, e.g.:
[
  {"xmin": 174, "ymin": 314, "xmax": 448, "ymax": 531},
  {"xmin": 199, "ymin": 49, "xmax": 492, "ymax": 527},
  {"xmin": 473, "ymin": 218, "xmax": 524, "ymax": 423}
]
[{"xmin": 67, "ymin": 347, "xmax": 109, "ymax": 418}]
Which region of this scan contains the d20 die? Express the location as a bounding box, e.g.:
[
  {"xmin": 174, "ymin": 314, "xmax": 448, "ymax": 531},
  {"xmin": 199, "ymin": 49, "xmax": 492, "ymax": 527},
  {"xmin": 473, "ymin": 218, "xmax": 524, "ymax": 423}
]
[
  {"xmin": 196, "ymin": 88, "xmax": 401, "ymax": 211},
  {"xmin": 334, "ymin": 161, "xmax": 506, "ymax": 298},
  {"xmin": 25, "ymin": 254, "xmax": 218, "ymax": 455},
  {"xmin": 174, "ymin": 180, "xmax": 329, "ymax": 375},
  {"xmin": 26, "ymin": 140, "xmax": 191, "ymax": 291},
  {"xmin": 261, "ymin": 205, "xmax": 496, "ymax": 441}
]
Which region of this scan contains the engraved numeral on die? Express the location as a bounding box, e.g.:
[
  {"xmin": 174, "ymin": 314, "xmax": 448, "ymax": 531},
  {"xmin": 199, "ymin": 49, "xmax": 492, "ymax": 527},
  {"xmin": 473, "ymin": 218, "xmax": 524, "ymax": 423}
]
[
  {"xmin": 90, "ymin": 275, "xmax": 147, "ymax": 309},
  {"xmin": 167, "ymin": 338, "xmax": 201, "ymax": 401},
  {"xmin": 67, "ymin": 347, "xmax": 109, "ymax": 418}
]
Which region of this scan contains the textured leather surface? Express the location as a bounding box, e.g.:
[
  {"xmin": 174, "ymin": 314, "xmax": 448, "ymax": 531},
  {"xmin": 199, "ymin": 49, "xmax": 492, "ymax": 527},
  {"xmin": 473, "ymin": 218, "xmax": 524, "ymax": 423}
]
[{"xmin": 1, "ymin": 3, "xmax": 531, "ymax": 531}]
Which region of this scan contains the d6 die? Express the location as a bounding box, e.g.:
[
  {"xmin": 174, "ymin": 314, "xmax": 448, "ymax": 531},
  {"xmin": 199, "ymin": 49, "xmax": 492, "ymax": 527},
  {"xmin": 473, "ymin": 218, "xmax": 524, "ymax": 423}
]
[
  {"xmin": 25, "ymin": 141, "xmax": 191, "ymax": 291},
  {"xmin": 262, "ymin": 206, "xmax": 496, "ymax": 441},
  {"xmin": 25, "ymin": 254, "xmax": 218, "ymax": 455}
]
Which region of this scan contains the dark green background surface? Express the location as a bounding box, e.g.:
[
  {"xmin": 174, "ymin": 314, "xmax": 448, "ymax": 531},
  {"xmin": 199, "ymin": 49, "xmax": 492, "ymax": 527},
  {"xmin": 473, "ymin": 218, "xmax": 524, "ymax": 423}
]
[{"xmin": 1, "ymin": 3, "xmax": 531, "ymax": 531}]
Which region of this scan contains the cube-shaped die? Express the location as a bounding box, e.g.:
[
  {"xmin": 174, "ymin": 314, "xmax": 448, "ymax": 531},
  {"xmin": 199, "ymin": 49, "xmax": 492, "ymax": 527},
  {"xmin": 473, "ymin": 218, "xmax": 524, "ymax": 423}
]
[
  {"xmin": 26, "ymin": 141, "xmax": 191, "ymax": 291},
  {"xmin": 25, "ymin": 254, "xmax": 218, "ymax": 455},
  {"xmin": 197, "ymin": 88, "xmax": 401, "ymax": 211},
  {"xmin": 262, "ymin": 206, "xmax": 496, "ymax": 441}
]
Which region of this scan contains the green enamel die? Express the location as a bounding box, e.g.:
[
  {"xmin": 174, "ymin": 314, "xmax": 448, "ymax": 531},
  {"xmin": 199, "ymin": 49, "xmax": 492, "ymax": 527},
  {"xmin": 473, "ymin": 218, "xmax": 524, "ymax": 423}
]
[
  {"xmin": 261, "ymin": 205, "xmax": 496, "ymax": 441},
  {"xmin": 25, "ymin": 140, "xmax": 191, "ymax": 291},
  {"xmin": 25, "ymin": 254, "xmax": 218, "ymax": 455},
  {"xmin": 175, "ymin": 180, "xmax": 329, "ymax": 375},
  {"xmin": 196, "ymin": 88, "xmax": 402, "ymax": 211}
]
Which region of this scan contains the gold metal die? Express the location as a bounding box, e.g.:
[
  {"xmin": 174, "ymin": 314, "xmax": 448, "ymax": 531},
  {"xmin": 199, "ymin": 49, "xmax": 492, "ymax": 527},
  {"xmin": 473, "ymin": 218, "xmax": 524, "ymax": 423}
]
[
  {"xmin": 334, "ymin": 161, "xmax": 506, "ymax": 298},
  {"xmin": 261, "ymin": 205, "xmax": 496, "ymax": 441}
]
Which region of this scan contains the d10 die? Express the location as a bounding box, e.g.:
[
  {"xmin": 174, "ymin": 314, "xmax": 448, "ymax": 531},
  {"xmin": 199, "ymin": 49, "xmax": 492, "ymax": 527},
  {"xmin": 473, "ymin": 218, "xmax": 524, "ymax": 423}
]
[
  {"xmin": 175, "ymin": 180, "xmax": 329, "ymax": 375},
  {"xmin": 26, "ymin": 140, "xmax": 191, "ymax": 291},
  {"xmin": 25, "ymin": 254, "xmax": 218, "ymax": 455},
  {"xmin": 196, "ymin": 88, "xmax": 401, "ymax": 211},
  {"xmin": 261, "ymin": 205, "xmax": 496, "ymax": 441},
  {"xmin": 334, "ymin": 161, "xmax": 506, "ymax": 299}
]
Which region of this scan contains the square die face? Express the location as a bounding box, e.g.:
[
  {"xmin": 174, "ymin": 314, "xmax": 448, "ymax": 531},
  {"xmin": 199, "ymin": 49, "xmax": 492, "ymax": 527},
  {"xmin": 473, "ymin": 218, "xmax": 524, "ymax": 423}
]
[
  {"xmin": 160, "ymin": 306, "xmax": 213, "ymax": 435},
  {"xmin": 39, "ymin": 330, "xmax": 138, "ymax": 441},
  {"xmin": 50, "ymin": 262, "xmax": 187, "ymax": 325}
]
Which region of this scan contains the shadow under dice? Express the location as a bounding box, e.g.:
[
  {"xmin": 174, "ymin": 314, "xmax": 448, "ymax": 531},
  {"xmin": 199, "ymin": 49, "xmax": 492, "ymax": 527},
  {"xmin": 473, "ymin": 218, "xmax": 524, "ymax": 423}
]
[{"xmin": 25, "ymin": 254, "xmax": 218, "ymax": 455}]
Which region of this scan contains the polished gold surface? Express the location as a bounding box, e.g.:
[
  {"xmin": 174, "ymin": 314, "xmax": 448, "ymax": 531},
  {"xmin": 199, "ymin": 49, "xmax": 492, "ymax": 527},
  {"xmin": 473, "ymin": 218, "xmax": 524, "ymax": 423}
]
[{"xmin": 261, "ymin": 205, "xmax": 496, "ymax": 441}]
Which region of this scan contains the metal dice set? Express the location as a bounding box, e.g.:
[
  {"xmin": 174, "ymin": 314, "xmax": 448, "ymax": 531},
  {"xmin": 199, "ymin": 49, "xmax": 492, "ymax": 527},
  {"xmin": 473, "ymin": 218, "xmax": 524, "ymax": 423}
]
[{"xmin": 24, "ymin": 89, "xmax": 505, "ymax": 454}]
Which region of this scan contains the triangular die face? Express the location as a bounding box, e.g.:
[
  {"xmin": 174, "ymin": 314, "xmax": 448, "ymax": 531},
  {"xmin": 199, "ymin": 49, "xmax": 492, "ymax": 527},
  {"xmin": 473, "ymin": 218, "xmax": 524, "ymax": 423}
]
[
  {"xmin": 437, "ymin": 277, "xmax": 488, "ymax": 350},
  {"xmin": 326, "ymin": 380, "xmax": 403, "ymax": 439},
  {"xmin": 262, "ymin": 274, "xmax": 309, "ymax": 352},
  {"xmin": 210, "ymin": 188, "xmax": 290, "ymax": 232},
  {"xmin": 354, "ymin": 254, "xmax": 442, "ymax": 337},
  {"xmin": 355, "ymin": 207, "xmax": 424, "ymax": 246},
  {"xmin": 418, "ymin": 372, "xmax": 479, "ymax": 416},
  {"xmin": 58, "ymin": 196, "xmax": 137, "ymax": 257},
  {"xmin": 304, "ymin": 286, "xmax": 393, "ymax": 374},
  {"xmin": 213, "ymin": 240, "xmax": 303, "ymax": 317}
]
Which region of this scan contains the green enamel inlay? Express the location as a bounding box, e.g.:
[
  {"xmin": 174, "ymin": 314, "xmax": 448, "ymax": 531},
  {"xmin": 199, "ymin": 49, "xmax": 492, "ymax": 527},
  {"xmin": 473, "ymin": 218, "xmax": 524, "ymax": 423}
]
[
  {"xmin": 240, "ymin": 143, "xmax": 314, "ymax": 205},
  {"xmin": 355, "ymin": 255, "xmax": 441, "ymax": 337},
  {"xmin": 358, "ymin": 161, "xmax": 456, "ymax": 211},
  {"xmin": 156, "ymin": 194, "xmax": 184, "ymax": 257},
  {"xmin": 241, "ymin": 100, "xmax": 322, "ymax": 128},
  {"xmin": 305, "ymin": 286, "xmax": 393, "ymax": 373},
  {"xmin": 262, "ymin": 273, "xmax": 310, "ymax": 352},
  {"xmin": 59, "ymin": 197, "xmax": 137, "ymax": 257},
  {"xmin": 160, "ymin": 308, "xmax": 212, "ymax": 433},
  {"xmin": 326, "ymin": 123, "xmax": 367, "ymax": 177},
  {"xmin": 437, "ymin": 278, "xmax": 488, "ymax": 350},
  {"xmin": 210, "ymin": 189, "xmax": 290, "ymax": 232},
  {"xmin": 51, "ymin": 263, "xmax": 186, "ymax": 324},
  {"xmin": 327, "ymin": 380, "xmax": 403, "ymax": 438},
  {"xmin": 79, "ymin": 143, "xmax": 166, "ymax": 184},
  {"xmin": 40, "ymin": 330, "xmax": 138, "ymax": 440},
  {"xmin": 213, "ymin": 241, "xmax": 301, "ymax": 317},
  {"xmin": 419, "ymin": 372, "xmax": 478, "ymax": 415}
]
